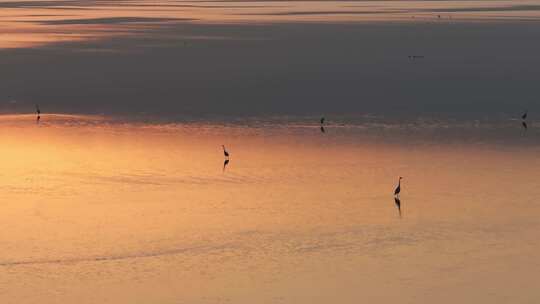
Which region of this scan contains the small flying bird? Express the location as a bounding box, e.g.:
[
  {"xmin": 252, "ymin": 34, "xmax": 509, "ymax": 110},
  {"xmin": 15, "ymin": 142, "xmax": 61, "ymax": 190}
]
[
  {"xmin": 522, "ymin": 110, "xmax": 528, "ymax": 120},
  {"xmin": 522, "ymin": 121, "xmax": 528, "ymax": 130},
  {"xmin": 320, "ymin": 117, "xmax": 325, "ymax": 125},
  {"xmin": 394, "ymin": 176, "xmax": 403, "ymax": 197},
  {"xmin": 223, "ymin": 159, "xmax": 230, "ymax": 172},
  {"xmin": 222, "ymin": 145, "xmax": 230, "ymax": 158}
]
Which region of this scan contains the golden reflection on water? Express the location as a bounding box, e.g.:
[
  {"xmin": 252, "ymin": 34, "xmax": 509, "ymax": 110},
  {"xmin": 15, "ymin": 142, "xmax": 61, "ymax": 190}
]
[
  {"xmin": 0, "ymin": 114, "xmax": 539, "ymax": 303},
  {"xmin": 2, "ymin": 0, "xmax": 540, "ymax": 48}
]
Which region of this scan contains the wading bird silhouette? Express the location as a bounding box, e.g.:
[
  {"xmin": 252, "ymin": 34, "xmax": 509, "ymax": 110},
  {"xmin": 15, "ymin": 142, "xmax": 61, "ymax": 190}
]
[
  {"xmin": 394, "ymin": 177, "xmax": 403, "ymax": 197},
  {"xmin": 35, "ymin": 104, "xmax": 41, "ymax": 123},
  {"xmin": 521, "ymin": 110, "xmax": 529, "ymax": 131},
  {"xmin": 222, "ymin": 145, "xmax": 230, "ymax": 159},
  {"xmin": 320, "ymin": 117, "xmax": 326, "ymax": 133}
]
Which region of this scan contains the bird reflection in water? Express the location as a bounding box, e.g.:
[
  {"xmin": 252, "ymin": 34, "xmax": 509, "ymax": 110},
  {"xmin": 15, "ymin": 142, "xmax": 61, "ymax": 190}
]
[
  {"xmin": 320, "ymin": 126, "xmax": 325, "ymax": 133},
  {"xmin": 394, "ymin": 197, "xmax": 402, "ymax": 218},
  {"xmin": 223, "ymin": 159, "xmax": 230, "ymax": 172}
]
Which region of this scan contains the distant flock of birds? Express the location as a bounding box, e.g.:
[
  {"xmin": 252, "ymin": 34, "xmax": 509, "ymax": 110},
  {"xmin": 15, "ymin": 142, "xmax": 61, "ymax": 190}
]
[{"xmin": 32, "ymin": 106, "xmax": 531, "ymax": 218}]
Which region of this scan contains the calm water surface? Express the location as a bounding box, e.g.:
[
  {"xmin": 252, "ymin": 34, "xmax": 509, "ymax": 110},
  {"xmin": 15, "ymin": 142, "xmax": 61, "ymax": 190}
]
[
  {"xmin": 0, "ymin": 114, "xmax": 538, "ymax": 303},
  {"xmin": 2, "ymin": 0, "xmax": 540, "ymax": 48}
]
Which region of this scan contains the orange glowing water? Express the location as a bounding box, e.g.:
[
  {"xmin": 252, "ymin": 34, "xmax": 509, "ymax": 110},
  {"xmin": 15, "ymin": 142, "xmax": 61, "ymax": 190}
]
[{"xmin": 0, "ymin": 115, "xmax": 538, "ymax": 303}]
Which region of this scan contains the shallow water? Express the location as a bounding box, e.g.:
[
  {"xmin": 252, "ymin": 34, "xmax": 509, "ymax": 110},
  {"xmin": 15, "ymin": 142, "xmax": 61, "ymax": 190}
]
[{"xmin": 0, "ymin": 114, "xmax": 539, "ymax": 303}]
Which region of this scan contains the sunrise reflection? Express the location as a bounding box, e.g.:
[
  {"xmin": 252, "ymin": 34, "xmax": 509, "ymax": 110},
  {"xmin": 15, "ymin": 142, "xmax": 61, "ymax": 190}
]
[
  {"xmin": 1, "ymin": 0, "xmax": 540, "ymax": 301},
  {"xmin": 0, "ymin": 114, "xmax": 539, "ymax": 302}
]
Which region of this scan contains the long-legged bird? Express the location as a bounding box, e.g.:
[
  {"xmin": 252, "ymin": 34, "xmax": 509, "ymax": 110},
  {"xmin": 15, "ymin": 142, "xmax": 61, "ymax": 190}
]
[
  {"xmin": 521, "ymin": 110, "xmax": 528, "ymax": 131},
  {"xmin": 222, "ymin": 145, "xmax": 230, "ymax": 158},
  {"xmin": 394, "ymin": 176, "xmax": 403, "ymax": 197},
  {"xmin": 320, "ymin": 117, "xmax": 326, "ymax": 133},
  {"xmin": 35, "ymin": 104, "xmax": 41, "ymax": 123}
]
